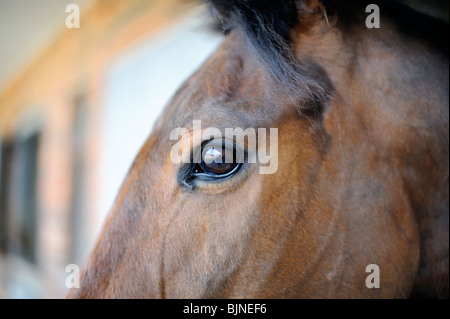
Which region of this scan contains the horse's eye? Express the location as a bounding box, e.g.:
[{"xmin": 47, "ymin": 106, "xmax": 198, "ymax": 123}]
[
  {"xmin": 187, "ymin": 140, "xmax": 243, "ymax": 183},
  {"xmin": 200, "ymin": 146, "xmax": 236, "ymax": 175},
  {"xmin": 178, "ymin": 140, "xmax": 244, "ymax": 188}
]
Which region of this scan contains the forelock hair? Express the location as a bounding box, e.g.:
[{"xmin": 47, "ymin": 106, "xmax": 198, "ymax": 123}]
[{"xmin": 206, "ymin": 0, "xmax": 334, "ymax": 115}]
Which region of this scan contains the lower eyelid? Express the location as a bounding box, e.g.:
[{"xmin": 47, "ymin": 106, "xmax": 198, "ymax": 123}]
[
  {"xmin": 194, "ymin": 163, "xmax": 242, "ymax": 180},
  {"xmin": 177, "ymin": 162, "xmax": 245, "ymax": 191},
  {"xmin": 190, "ymin": 163, "xmax": 250, "ymax": 193}
]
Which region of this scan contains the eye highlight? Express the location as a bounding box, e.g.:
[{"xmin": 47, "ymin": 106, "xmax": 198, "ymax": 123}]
[{"xmin": 201, "ymin": 145, "xmax": 235, "ymax": 175}]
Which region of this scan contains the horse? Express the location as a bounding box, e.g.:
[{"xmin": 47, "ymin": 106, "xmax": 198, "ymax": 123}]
[{"xmin": 66, "ymin": 0, "xmax": 449, "ymax": 298}]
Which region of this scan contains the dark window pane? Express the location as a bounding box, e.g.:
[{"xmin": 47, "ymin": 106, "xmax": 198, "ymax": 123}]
[
  {"xmin": 9, "ymin": 133, "xmax": 40, "ymax": 263},
  {"xmin": 0, "ymin": 141, "xmax": 13, "ymax": 254}
]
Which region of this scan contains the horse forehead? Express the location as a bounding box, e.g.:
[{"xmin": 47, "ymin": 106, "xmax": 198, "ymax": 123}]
[
  {"xmin": 153, "ymin": 34, "xmax": 298, "ymax": 135},
  {"xmin": 175, "ymin": 99, "xmax": 290, "ymax": 131}
]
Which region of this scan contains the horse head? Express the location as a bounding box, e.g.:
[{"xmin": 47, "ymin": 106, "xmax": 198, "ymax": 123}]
[{"xmin": 66, "ymin": 0, "xmax": 449, "ymax": 298}]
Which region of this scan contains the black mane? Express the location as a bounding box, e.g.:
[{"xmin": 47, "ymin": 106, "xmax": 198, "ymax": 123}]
[
  {"xmin": 206, "ymin": 0, "xmax": 333, "ymax": 114},
  {"xmin": 206, "ymin": 0, "xmax": 448, "ymax": 113}
]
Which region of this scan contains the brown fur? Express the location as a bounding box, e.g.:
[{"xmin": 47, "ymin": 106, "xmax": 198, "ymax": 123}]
[{"xmin": 66, "ymin": 0, "xmax": 448, "ymax": 298}]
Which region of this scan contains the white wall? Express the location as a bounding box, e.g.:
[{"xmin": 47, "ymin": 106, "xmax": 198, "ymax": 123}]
[{"xmin": 95, "ymin": 9, "xmax": 224, "ymax": 246}]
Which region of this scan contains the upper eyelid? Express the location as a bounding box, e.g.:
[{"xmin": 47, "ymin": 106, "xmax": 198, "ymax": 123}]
[
  {"xmin": 192, "ymin": 139, "xmax": 230, "ymax": 163},
  {"xmin": 199, "ymin": 139, "xmax": 246, "ymax": 163}
]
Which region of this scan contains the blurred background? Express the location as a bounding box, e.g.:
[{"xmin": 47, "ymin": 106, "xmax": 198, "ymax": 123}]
[{"xmin": 0, "ymin": 0, "xmax": 223, "ymax": 298}]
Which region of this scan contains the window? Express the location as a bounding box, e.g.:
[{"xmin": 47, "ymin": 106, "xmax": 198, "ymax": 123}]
[
  {"xmin": 9, "ymin": 132, "xmax": 40, "ymax": 263},
  {"xmin": 0, "ymin": 140, "xmax": 13, "ymax": 254}
]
